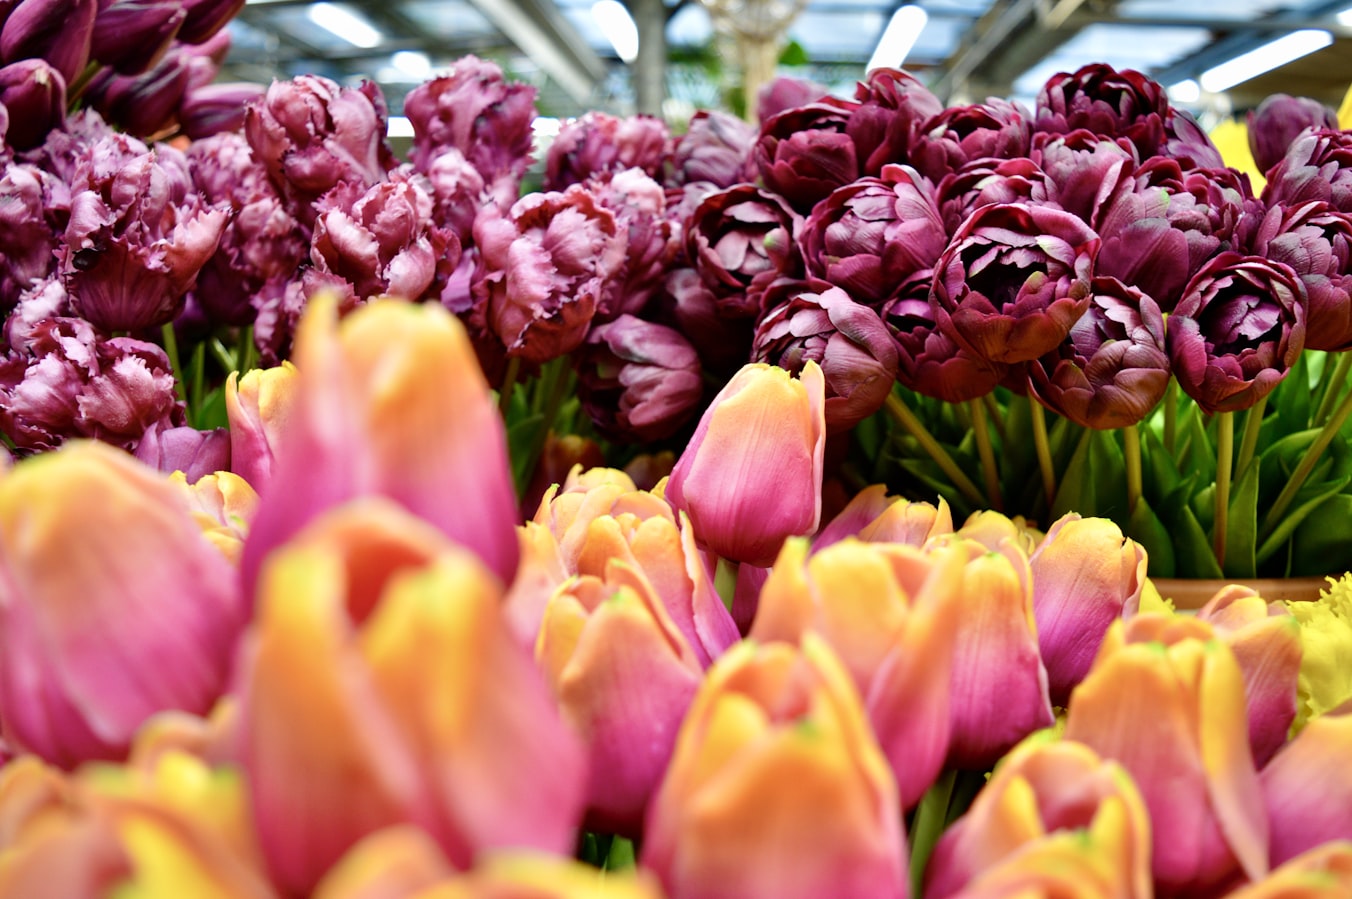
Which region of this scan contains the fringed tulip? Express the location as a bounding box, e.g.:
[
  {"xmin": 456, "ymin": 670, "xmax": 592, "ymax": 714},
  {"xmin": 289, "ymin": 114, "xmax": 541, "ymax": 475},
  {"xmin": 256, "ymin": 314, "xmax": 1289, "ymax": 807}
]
[
  {"xmin": 235, "ymin": 501, "xmax": 585, "ymax": 894},
  {"xmin": 1197, "ymin": 586, "xmax": 1302, "ymax": 767},
  {"xmin": 240, "ymin": 296, "xmax": 520, "ymax": 595},
  {"xmin": 666, "ymin": 361, "xmax": 826, "ymax": 567},
  {"xmin": 1284, "ymin": 579, "xmax": 1352, "ymax": 727},
  {"xmin": 813, "ymin": 485, "xmax": 953, "ymax": 549},
  {"xmin": 670, "ymin": 109, "xmax": 755, "ymax": 189},
  {"xmin": 0, "ymin": 162, "xmax": 61, "ymax": 311},
  {"xmin": 1225, "ymin": 841, "xmax": 1352, "ymax": 898},
  {"xmin": 1261, "ymin": 703, "xmax": 1352, "ymax": 865},
  {"xmin": 0, "ymin": 442, "xmax": 246, "ymax": 768},
  {"xmin": 924, "ymin": 735, "xmax": 1152, "ymax": 899},
  {"xmin": 641, "ymin": 636, "xmax": 908, "ymax": 899},
  {"xmin": 1065, "ymin": 614, "xmax": 1269, "ymax": 896},
  {"xmin": 225, "ymin": 361, "xmax": 297, "ymax": 497},
  {"xmin": 1028, "ymin": 513, "xmax": 1147, "ymax": 705},
  {"xmin": 545, "ymin": 111, "xmax": 670, "ymax": 190},
  {"xmin": 750, "ymin": 538, "xmax": 964, "ymax": 808}
]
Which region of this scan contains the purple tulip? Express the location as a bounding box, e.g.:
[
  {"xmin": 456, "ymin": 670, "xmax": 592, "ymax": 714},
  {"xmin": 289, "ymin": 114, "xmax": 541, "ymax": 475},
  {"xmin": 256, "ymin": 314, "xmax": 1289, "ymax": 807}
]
[
  {"xmin": 1028, "ymin": 277, "xmax": 1170, "ymax": 430},
  {"xmin": 756, "ymin": 74, "xmax": 828, "ymax": 122},
  {"xmin": 1167, "ymin": 253, "xmax": 1307, "ymax": 414},
  {"xmin": 659, "ymin": 266, "xmax": 755, "ymax": 376},
  {"xmin": 935, "ymin": 156, "xmax": 1055, "ymax": 236},
  {"xmin": 90, "ymin": 0, "xmax": 185, "ymax": 74},
  {"xmin": 1162, "ymin": 107, "xmax": 1226, "ymax": 170},
  {"xmin": 849, "ymin": 66, "xmax": 944, "ymax": 176},
  {"xmin": 669, "ymin": 109, "xmax": 755, "ymax": 189},
  {"xmin": 0, "ymin": 58, "xmax": 64, "ymax": 151},
  {"xmin": 0, "ymin": 0, "xmax": 95, "ymax": 85},
  {"xmin": 685, "ymin": 183, "xmax": 801, "ymax": 318},
  {"xmin": 883, "ymin": 280, "xmax": 1008, "ymax": 403},
  {"xmin": 133, "ymin": 422, "xmax": 230, "ymax": 482},
  {"xmin": 753, "ymin": 283, "xmax": 898, "ymax": 432},
  {"xmin": 1034, "ymin": 63, "xmax": 1169, "ymax": 159},
  {"xmin": 1248, "ymin": 94, "xmax": 1340, "ymax": 175},
  {"xmin": 0, "ymin": 161, "xmax": 60, "ymax": 310},
  {"xmin": 755, "ymin": 99, "xmax": 861, "ymax": 214},
  {"xmin": 404, "ymin": 56, "xmax": 536, "ymax": 191},
  {"xmin": 179, "ymin": 81, "xmax": 266, "ymax": 140},
  {"xmin": 1033, "ymin": 128, "xmax": 1137, "ymax": 222},
  {"xmin": 59, "ymin": 134, "xmax": 226, "ymax": 332},
  {"xmin": 244, "ymin": 75, "xmax": 394, "ymax": 215},
  {"xmin": 1263, "ymin": 127, "xmax": 1352, "ymax": 215},
  {"xmin": 910, "ymin": 98, "xmax": 1033, "ymax": 184},
  {"xmin": 474, "ymin": 184, "xmax": 625, "ymax": 364},
  {"xmin": 176, "ymin": 0, "xmax": 243, "ymax": 43},
  {"xmin": 932, "ymin": 202, "xmax": 1100, "ymax": 365},
  {"xmin": 576, "ymin": 314, "xmax": 703, "ymax": 442},
  {"xmin": 18, "ymin": 108, "xmax": 112, "ymax": 185},
  {"xmin": 799, "ymin": 164, "xmax": 946, "ymax": 306},
  {"xmin": 545, "ymin": 111, "xmax": 670, "ymax": 190},
  {"xmin": 588, "ymin": 167, "xmax": 679, "ymax": 320},
  {"xmin": 420, "ymin": 147, "xmax": 489, "ymax": 247},
  {"xmin": 83, "ymin": 49, "xmax": 191, "ymax": 138}
]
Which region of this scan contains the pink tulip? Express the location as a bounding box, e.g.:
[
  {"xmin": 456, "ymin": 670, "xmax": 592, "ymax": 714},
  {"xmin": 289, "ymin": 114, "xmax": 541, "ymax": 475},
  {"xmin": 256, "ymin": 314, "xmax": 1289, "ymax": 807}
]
[
  {"xmin": 1261, "ymin": 702, "xmax": 1352, "ymax": 866},
  {"xmin": 224, "ymin": 362, "xmax": 297, "ymax": 497},
  {"xmin": 813, "ymin": 485, "xmax": 953, "ymax": 549}
]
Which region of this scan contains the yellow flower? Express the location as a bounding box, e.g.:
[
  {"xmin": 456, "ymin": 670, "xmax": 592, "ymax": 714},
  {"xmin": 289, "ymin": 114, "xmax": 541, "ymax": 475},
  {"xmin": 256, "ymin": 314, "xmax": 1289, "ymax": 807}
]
[{"xmin": 1286, "ymin": 576, "xmax": 1352, "ymax": 729}]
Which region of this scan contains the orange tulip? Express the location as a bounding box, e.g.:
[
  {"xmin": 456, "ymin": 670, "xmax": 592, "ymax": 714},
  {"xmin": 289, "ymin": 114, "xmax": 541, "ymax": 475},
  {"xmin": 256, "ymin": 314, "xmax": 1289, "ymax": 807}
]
[
  {"xmin": 1223, "ymin": 841, "xmax": 1352, "ymax": 898},
  {"xmin": 414, "ymin": 852, "xmax": 667, "ymax": 899},
  {"xmin": 225, "ymin": 361, "xmax": 297, "ymax": 496},
  {"xmin": 312, "ymin": 826, "xmax": 454, "ymax": 899},
  {"xmin": 812, "ymin": 485, "xmax": 954, "ymax": 549}
]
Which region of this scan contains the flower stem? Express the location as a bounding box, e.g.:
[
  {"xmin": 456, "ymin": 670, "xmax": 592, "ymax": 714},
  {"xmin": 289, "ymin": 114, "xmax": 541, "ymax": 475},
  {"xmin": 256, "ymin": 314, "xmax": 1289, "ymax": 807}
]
[
  {"xmin": 1029, "ymin": 399, "xmax": 1057, "ymax": 512},
  {"xmin": 1314, "ymin": 352, "xmax": 1352, "ymax": 427},
  {"xmin": 714, "ymin": 556, "xmax": 739, "ymax": 614},
  {"xmin": 239, "ymin": 326, "xmax": 258, "ymax": 375},
  {"xmin": 884, "ymin": 394, "xmax": 986, "ymax": 510},
  {"xmin": 160, "ymin": 323, "xmax": 188, "ymax": 407},
  {"xmin": 1214, "ymin": 411, "xmax": 1235, "ymax": 570},
  {"xmin": 209, "ymin": 337, "xmax": 236, "ymax": 374},
  {"xmin": 521, "ymin": 358, "xmax": 574, "ymax": 489},
  {"xmin": 1163, "ymin": 379, "xmax": 1178, "ymax": 455},
  {"xmin": 984, "ymin": 393, "xmax": 1007, "ymax": 443},
  {"xmin": 1260, "ymin": 380, "xmax": 1352, "ymax": 541},
  {"xmin": 1236, "ymin": 393, "xmax": 1268, "ymax": 477},
  {"xmin": 497, "ymin": 355, "xmax": 522, "ymax": 418},
  {"xmin": 1123, "ymin": 423, "xmax": 1142, "ymax": 518},
  {"xmin": 969, "ymin": 398, "xmax": 1003, "ymax": 512},
  {"xmin": 909, "ymin": 769, "xmax": 957, "ymax": 897}
]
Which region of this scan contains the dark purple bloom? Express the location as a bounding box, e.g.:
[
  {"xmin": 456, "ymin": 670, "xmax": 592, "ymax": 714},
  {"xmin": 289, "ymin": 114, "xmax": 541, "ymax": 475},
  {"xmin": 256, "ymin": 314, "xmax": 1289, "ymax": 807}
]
[
  {"xmin": 90, "ymin": 0, "xmax": 185, "ymax": 75},
  {"xmin": 659, "ymin": 266, "xmax": 754, "ymax": 376},
  {"xmin": 883, "ymin": 279, "xmax": 1007, "ymax": 403},
  {"xmin": 133, "ymin": 422, "xmax": 230, "ymax": 482},
  {"xmin": 910, "ymin": 98, "xmax": 1033, "ymax": 184},
  {"xmin": 545, "ymin": 111, "xmax": 670, "ymax": 191},
  {"xmin": 588, "ymin": 167, "xmax": 679, "ymax": 320},
  {"xmin": 799, "ymin": 164, "xmax": 946, "ymax": 306},
  {"xmin": 179, "ymin": 81, "xmax": 266, "ymax": 140},
  {"xmin": 83, "ymin": 49, "xmax": 191, "ymax": 138},
  {"xmin": 935, "ymin": 156, "xmax": 1055, "ymax": 236},
  {"xmin": 176, "ymin": 0, "xmax": 244, "ymax": 44},
  {"xmin": 1263, "ymin": 128, "xmax": 1352, "ymax": 215},
  {"xmin": 756, "ymin": 74, "xmax": 827, "ymax": 122},
  {"xmin": 1034, "ymin": 63, "xmax": 1168, "ymax": 159},
  {"xmin": 753, "ymin": 283, "xmax": 898, "ymax": 431},
  {"xmin": 1161, "ymin": 108, "xmax": 1225, "ymax": 170},
  {"xmin": 0, "ymin": 0, "xmax": 95, "ymax": 85},
  {"xmin": 1166, "ymin": 253, "xmax": 1307, "ymax": 414},
  {"xmin": 685, "ymin": 183, "xmax": 801, "ymax": 318},
  {"xmin": 848, "ymin": 67, "xmax": 944, "ymax": 176},
  {"xmin": 18, "ymin": 108, "xmax": 112, "ymax": 184},
  {"xmin": 0, "ymin": 161, "xmax": 61, "ymax": 310},
  {"xmin": 1248, "ymin": 94, "xmax": 1340, "ymax": 176},
  {"xmin": 755, "ymin": 99, "xmax": 860, "ymax": 214},
  {"xmin": 576, "ymin": 314, "xmax": 703, "ymax": 442},
  {"xmin": 1033, "ymin": 128, "xmax": 1137, "ymax": 222},
  {"xmin": 1028, "ymin": 277, "xmax": 1169, "ymax": 429},
  {"xmin": 669, "ymin": 110, "xmax": 755, "ymax": 189},
  {"xmin": 932, "ymin": 202, "xmax": 1100, "ymax": 365},
  {"xmin": 0, "ymin": 58, "xmax": 64, "ymax": 151}
]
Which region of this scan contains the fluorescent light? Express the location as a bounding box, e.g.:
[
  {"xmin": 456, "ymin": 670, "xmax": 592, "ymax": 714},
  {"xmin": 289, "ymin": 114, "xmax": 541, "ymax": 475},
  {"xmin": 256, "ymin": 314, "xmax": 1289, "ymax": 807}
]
[
  {"xmin": 867, "ymin": 5, "xmax": 928, "ymax": 73},
  {"xmin": 306, "ymin": 2, "xmax": 382, "ymax": 49},
  {"xmin": 392, "ymin": 50, "xmax": 432, "ymax": 80},
  {"xmin": 1198, "ymin": 29, "xmax": 1332, "ymax": 93},
  {"xmin": 1168, "ymin": 79, "xmax": 1201, "ymax": 104},
  {"xmin": 591, "ymin": 0, "xmax": 639, "ymax": 64},
  {"xmin": 387, "ymin": 116, "xmax": 414, "ymax": 138},
  {"xmin": 1338, "ymin": 6, "xmax": 1352, "ymax": 25}
]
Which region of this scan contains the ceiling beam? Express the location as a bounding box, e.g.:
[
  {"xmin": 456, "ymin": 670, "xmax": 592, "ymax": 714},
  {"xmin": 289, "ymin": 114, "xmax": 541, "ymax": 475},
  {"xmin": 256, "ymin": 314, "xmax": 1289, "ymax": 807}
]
[{"xmin": 462, "ymin": 0, "xmax": 608, "ymax": 103}]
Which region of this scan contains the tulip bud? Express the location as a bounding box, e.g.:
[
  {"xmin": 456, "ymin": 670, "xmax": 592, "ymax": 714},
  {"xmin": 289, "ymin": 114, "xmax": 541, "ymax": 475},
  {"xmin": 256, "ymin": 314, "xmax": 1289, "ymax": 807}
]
[
  {"xmin": 0, "ymin": 442, "xmax": 246, "ymax": 767},
  {"xmin": 132, "ymin": 422, "xmax": 230, "ymax": 483},
  {"xmin": 90, "ymin": 0, "xmax": 186, "ymax": 75},
  {"xmin": 177, "ymin": 0, "xmax": 245, "ymax": 43},
  {"xmin": 169, "ymin": 469, "xmax": 258, "ymax": 563},
  {"xmin": 1029, "ymin": 514, "xmax": 1147, "ymax": 705},
  {"xmin": 83, "ymin": 50, "xmax": 191, "ymax": 138},
  {"xmin": 1248, "ymin": 94, "xmax": 1340, "ymax": 175},
  {"xmin": 666, "ymin": 361, "xmax": 826, "ymax": 567},
  {"xmin": 225, "ymin": 361, "xmax": 296, "ymax": 498},
  {"xmin": 1223, "ymin": 841, "xmax": 1352, "ymax": 898},
  {"xmin": 924, "ymin": 735, "xmax": 1152, "ymax": 899},
  {"xmin": 813, "ymin": 484, "xmax": 953, "ymax": 549},
  {"xmin": 0, "ymin": 58, "xmax": 65, "ymax": 151},
  {"xmin": 179, "ymin": 81, "xmax": 266, "ymax": 139},
  {"xmin": 0, "ymin": 0, "xmax": 94, "ymax": 85},
  {"xmin": 1065, "ymin": 614, "xmax": 1269, "ymax": 895},
  {"xmin": 641, "ymin": 636, "xmax": 909, "ymax": 899},
  {"xmin": 1260, "ymin": 703, "xmax": 1352, "ymax": 866}
]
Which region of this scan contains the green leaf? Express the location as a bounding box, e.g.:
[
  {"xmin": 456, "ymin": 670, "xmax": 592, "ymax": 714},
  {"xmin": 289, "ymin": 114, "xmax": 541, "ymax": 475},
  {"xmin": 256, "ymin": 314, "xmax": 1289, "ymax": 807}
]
[
  {"xmin": 1177, "ymin": 404, "xmax": 1215, "ymax": 487},
  {"xmin": 1290, "ymin": 494, "xmax": 1352, "ymax": 576},
  {"xmin": 1223, "ymin": 460, "xmax": 1260, "ymax": 579},
  {"xmin": 1274, "ymin": 350, "xmax": 1312, "ymax": 436},
  {"xmin": 1255, "ymin": 473, "xmax": 1352, "ymax": 567},
  {"xmin": 1127, "ymin": 494, "xmax": 1176, "ymax": 578},
  {"xmin": 506, "ymin": 411, "xmax": 545, "ymax": 497},
  {"xmin": 898, "ymin": 458, "xmax": 975, "ymax": 520},
  {"xmin": 1051, "ymin": 429, "xmax": 1127, "ymax": 521},
  {"xmin": 1139, "ymin": 425, "xmax": 1182, "ymax": 501},
  {"xmin": 194, "ymin": 385, "xmax": 229, "ymax": 431},
  {"xmin": 1051, "ymin": 429, "xmax": 1095, "ymax": 519},
  {"xmin": 1165, "ymin": 501, "xmax": 1224, "ymax": 579}
]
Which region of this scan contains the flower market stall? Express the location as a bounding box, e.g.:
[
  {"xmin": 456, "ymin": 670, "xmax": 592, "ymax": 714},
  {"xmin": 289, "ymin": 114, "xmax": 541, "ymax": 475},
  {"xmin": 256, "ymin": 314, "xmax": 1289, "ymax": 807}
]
[{"xmin": 0, "ymin": 2, "xmax": 1350, "ymax": 897}]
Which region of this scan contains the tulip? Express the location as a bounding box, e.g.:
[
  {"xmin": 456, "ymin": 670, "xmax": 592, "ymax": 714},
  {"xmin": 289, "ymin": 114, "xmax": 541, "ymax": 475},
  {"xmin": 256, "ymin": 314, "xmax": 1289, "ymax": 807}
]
[
  {"xmin": 239, "ymin": 296, "xmax": 520, "ymax": 595},
  {"xmin": 910, "ymin": 98, "xmax": 1033, "ymax": 184},
  {"xmin": 83, "ymin": 48, "xmax": 191, "ymax": 138},
  {"xmin": 848, "ymin": 67, "xmax": 944, "ymax": 176},
  {"xmin": 757, "ymin": 74, "xmax": 827, "ymax": 121},
  {"xmin": 545, "ymin": 111, "xmax": 670, "ymax": 190},
  {"xmin": 1197, "ymin": 586, "xmax": 1302, "ymax": 768},
  {"xmin": 1034, "ymin": 63, "xmax": 1169, "ymax": 159},
  {"xmin": 1248, "ymin": 94, "xmax": 1340, "ymax": 176},
  {"xmin": 924, "ymin": 735, "xmax": 1152, "ymax": 899},
  {"xmin": 132, "ymin": 423, "xmax": 230, "ymax": 482},
  {"xmin": 1065, "ymin": 614, "xmax": 1269, "ymax": 896},
  {"xmin": 0, "ymin": 58, "xmax": 65, "ymax": 151},
  {"xmin": 89, "ymin": 0, "xmax": 185, "ymax": 75},
  {"xmin": 755, "ymin": 99, "xmax": 861, "ymax": 214},
  {"xmin": 670, "ymin": 109, "xmax": 755, "ymax": 189},
  {"xmin": 1260, "ymin": 703, "xmax": 1352, "ymax": 865},
  {"xmin": 1167, "ymin": 253, "xmax": 1307, "ymax": 415},
  {"xmin": 0, "ymin": 162, "xmax": 62, "ymax": 311},
  {"xmin": 177, "ymin": 0, "xmax": 244, "ymax": 43},
  {"xmin": 1224, "ymin": 841, "xmax": 1352, "ymax": 899},
  {"xmin": 1263, "ymin": 127, "xmax": 1352, "ymax": 214},
  {"xmin": 224, "ymin": 361, "xmax": 297, "ymax": 497},
  {"xmin": 886, "ymin": 286, "xmax": 1009, "ymax": 403},
  {"xmin": 660, "ymin": 266, "xmax": 756, "ymax": 375},
  {"xmin": 813, "ymin": 485, "xmax": 953, "ymax": 549},
  {"xmin": 474, "ymin": 184, "xmax": 625, "ymax": 364},
  {"xmin": 935, "ymin": 156, "xmax": 1055, "ymax": 237},
  {"xmin": 0, "ymin": 442, "xmax": 246, "ymax": 768},
  {"xmin": 751, "ymin": 538, "xmax": 964, "ymax": 808},
  {"xmin": 588, "ymin": 167, "xmax": 679, "ymax": 319},
  {"xmin": 530, "ymin": 466, "xmax": 667, "ymax": 572},
  {"xmin": 1284, "ymin": 581, "xmax": 1352, "ymax": 727},
  {"xmin": 641, "ymin": 636, "xmax": 908, "ymax": 899},
  {"xmin": 666, "ymin": 361, "xmax": 826, "ymax": 567},
  {"xmin": 236, "ymin": 501, "xmax": 585, "ymax": 894},
  {"xmin": 425, "ymin": 853, "xmax": 667, "ymax": 899},
  {"xmin": 1028, "ymin": 514, "xmax": 1146, "ymax": 706},
  {"xmin": 1033, "ymin": 128, "xmax": 1137, "ymax": 223},
  {"xmin": 752, "ymin": 284, "xmax": 899, "ymax": 432},
  {"xmin": 518, "ymin": 433, "xmax": 606, "ymax": 523},
  {"xmin": 169, "ymin": 469, "xmax": 258, "ymax": 564},
  {"xmin": 931, "ymin": 202, "xmax": 1100, "ymax": 366},
  {"xmin": 1162, "ymin": 107, "xmax": 1226, "ymax": 170},
  {"xmin": 576, "ymin": 314, "xmax": 703, "ymax": 443},
  {"xmin": 0, "ymin": 0, "xmax": 95, "ymax": 85},
  {"xmin": 684, "ymin": 183, "xmax": 802, "ymax": 318},
  {"xmin": 421, "ymin": 147, "xmax": 489, "ymax": 247},
  {"xmin": 798, "ymin": 166, "xmax": 946, "ymax": 306},
  {"xmin": 1028, "ymin": 277, "xmax": 1171, "ymax": 430},
  {"xmin": 312, "ymin": 826, "xmax": 454, "ymax": 899},
  {"xmin": 179, "ymin": 81, "xmax": 267, "ymax": 139}
]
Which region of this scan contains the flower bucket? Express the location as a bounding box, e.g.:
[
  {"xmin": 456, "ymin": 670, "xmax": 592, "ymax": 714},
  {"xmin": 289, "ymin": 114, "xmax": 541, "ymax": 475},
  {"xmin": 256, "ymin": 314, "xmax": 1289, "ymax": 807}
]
[{"xmin": 1152, "ymin": 575, "xmax": 1331, "ymax": 610}]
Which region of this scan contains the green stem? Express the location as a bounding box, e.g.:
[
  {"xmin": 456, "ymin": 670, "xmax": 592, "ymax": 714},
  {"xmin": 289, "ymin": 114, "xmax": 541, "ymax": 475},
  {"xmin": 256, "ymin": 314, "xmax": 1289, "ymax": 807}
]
[
  {"xmin": 983, "ymin": 393, "xmax": 1007, "ymax": 443},
  {"xmin": 1163, "ymin": 379, "xmax": 1178, "ymax": 455},
  {"xmin": 160, "ymin": 323, "xmax": 188, "ymax": 407},
  {"xmin": 1313, "ymin": 352, "xmax": 1352, "ymax": 427},
  {"xmin": 1214, "ymin": 411, "xmax": 1235, "ymax": 570},
  {"xmin": 1260, "ymin": 382, "xmax": 1352, "ymax": 541},
  {"xmin": 1029, "ymin": 399, "xmax": 1057, "ymax": 512},
  {"xmin": 969, "ymin": 398, "xmax": 1003, "ymax": 512},
  {"xmin": 1123, "ymin": 423, "xmax": 1142, "ymax": 519},
  {"xmin": 239, "ymin": 326, "xmax": 258, "ymax": 375},
  {"xmin": 66, "ymin": 61, "xmax": 102, "ymax": 106},
  {"xmin": 884, "ymin": 394, "xmax": 986, "ymax": 510},
  {"xmin": 208, "ymin": 337, "xmax": 236, "ymax": 374},
  {"xmin": 189, "ymin": 342, "xmax": 206, "ymax": 426},
  {"xmin": 714, "ymin": 557, "xmax": 739, "ymax": 614},
  {"xmin": 497, "ymin": 355, "xmax": 522, "ymax": 418},
  {"xmin": 1236, "ymin": 393, "xmax": 1268, "ymax": 478},
  {"xmin": 909, "ymin": 769, "xmax": 957, "ymax": 897},
  {"xmin": 521, "ymin": 359, "xmax": 574, "ymax": 492}
]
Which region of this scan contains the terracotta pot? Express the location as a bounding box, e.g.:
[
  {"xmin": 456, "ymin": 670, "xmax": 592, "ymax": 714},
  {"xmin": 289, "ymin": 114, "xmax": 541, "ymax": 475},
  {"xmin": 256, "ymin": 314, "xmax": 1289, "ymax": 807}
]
[{"xmin": 1151, "ymin": 576, "xmax": 1332, "ymax": 611}]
